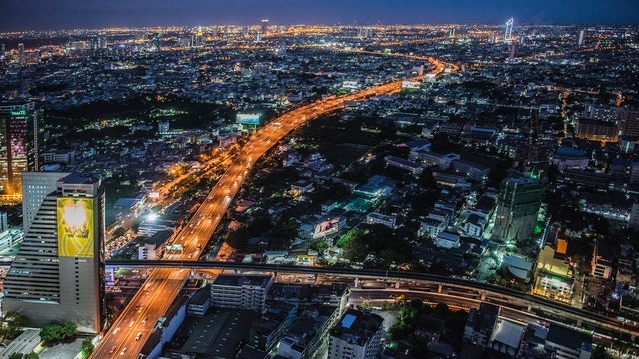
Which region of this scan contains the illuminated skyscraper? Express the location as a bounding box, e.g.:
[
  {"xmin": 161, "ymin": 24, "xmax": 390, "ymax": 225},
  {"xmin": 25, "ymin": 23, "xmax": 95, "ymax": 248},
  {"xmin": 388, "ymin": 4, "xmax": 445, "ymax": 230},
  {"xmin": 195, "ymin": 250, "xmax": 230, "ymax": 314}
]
[
  {"xmin": 17, "ymin": 43, "xmax": 25, "ymax": 67},
  {"xmin": 504, "ymin": 17, "xmax": 513, "ymax": 42},
  {"xmin": 261, "ymin": 19, "xmax": 269, "ymax": 35},
  {"xmin": 578, "ymin": 30, "xmax": 585, "ymax": 47},
  {"xmin": 3, "ymin": 172, "xmax": 106, "ymax": 333},
  {"xmin": 492, "ymin": 175, "xmax": 545, "ymax": 243},
  {"xmin": 0, "ymin": 100, "xmax": 41, "ymax": 198}
]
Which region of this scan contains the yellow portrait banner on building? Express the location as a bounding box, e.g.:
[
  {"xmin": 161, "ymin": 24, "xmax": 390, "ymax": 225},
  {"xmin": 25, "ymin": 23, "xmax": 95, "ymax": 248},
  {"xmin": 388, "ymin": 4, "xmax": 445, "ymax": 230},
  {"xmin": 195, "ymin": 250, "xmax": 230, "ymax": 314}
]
[{"xmin": 57, "ymin": 197, "xmax": 94, "ymax": 258}]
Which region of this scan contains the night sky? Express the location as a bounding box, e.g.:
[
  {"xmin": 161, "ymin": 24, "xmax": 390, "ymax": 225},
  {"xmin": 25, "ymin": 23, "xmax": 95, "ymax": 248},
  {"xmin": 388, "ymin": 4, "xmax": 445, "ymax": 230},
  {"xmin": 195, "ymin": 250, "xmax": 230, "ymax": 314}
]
[{"xmin": 2, "ymin": 0, "xmax": 639, "ymax": 31}]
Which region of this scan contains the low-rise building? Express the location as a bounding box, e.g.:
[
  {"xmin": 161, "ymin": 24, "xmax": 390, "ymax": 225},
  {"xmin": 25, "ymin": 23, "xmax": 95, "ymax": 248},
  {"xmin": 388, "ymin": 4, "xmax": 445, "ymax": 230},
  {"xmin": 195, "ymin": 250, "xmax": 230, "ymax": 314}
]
[
  {"xmin": 211, "ymin": 274, "xmax": 274, "ymax": 313},
  {"xmin": 418, "ymin": 217, "xmax": 446, "ymax": 239},
  {"xmin": 434, "ymin": 231, "xmax": 461, "ymax": 249},
  {"xmin": 327, "ymin": 309, "xmax": 384, "ymax": 359},
  {"xmin": 545, "ymin": 323, "xmax": 592, "ymax": 359},
  {"xmin": 365, "ymin": 212, "xmax": 397, "ymax": 229},
  {"xmin": 463, "ymin": 303, "xmax": 500, "ymax": 347}
]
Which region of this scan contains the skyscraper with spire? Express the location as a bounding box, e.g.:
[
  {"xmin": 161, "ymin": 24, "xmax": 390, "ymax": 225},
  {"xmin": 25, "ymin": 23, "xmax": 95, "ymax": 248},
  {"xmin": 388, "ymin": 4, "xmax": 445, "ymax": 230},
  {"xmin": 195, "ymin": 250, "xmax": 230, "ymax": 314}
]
[{"xmin": 504, "ymin": 17, "xmax": 514, "ymax": 43}]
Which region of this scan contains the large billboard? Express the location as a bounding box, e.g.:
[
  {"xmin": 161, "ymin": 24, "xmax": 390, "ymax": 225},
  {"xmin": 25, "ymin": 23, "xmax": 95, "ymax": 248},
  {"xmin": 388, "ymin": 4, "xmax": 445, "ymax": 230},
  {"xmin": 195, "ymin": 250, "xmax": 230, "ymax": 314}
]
[
  {"xmin": 57, "ymin": 197, "xmax": 94, "ymax": 258},
  {"xmin": 312, "ymin": 217, "xmax": 340, "ymax": 239},
  {"xmin": 236, "ymin": 113, "xmax": 261, "ymax": 125}
]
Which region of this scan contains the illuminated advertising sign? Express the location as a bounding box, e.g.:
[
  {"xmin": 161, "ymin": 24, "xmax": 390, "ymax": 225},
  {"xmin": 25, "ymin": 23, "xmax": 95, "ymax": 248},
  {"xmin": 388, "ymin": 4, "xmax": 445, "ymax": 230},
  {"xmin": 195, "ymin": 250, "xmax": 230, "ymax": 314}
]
[
  {"xmin": 10, "ymin": 110, "xmax": 26, "ymax": 116},
  {"xmin": 57, "ymin": 197, "xmax": 94, "ymax": 258},
  {"xmin": 236, "ymin": 113, "xmax": 261, "ymax": 125},
  {"xmin": 312, "ymin": 217, "xmax": 340, "ymax": 239}
]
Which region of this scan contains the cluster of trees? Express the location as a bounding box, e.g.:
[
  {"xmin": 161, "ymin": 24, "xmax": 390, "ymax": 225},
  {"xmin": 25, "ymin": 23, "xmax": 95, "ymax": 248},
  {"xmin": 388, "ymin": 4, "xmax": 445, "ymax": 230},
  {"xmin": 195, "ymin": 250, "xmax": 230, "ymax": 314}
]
[
  {"xmin": 0, "ymin": 312, "xmax": 28, "ymax": 342},
  {"xmin": 39, "ymin": 321, "xmax": 77, "ymax": 345},
  {"xmin": 7, "ymin": 353, "xmax": 38, "ymax": 359},
  {"xmin": 337, "ymin": 225, "xmax": 415, "ymax": 269},
  {"xmin": 225, "ymin": 209, "xmax": 299, "ymax": 250},
  {"xmin": 388, "ymin": 301, "xmax": 467, "ymax": 357}
]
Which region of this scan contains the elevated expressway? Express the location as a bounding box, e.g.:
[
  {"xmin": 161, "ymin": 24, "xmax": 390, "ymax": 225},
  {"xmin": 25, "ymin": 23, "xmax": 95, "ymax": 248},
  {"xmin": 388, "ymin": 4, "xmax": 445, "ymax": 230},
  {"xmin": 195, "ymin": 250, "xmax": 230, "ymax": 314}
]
[
  {"xmin": 91, "ymin": 55, "xmax": 455, "ymax": 359},
  {"xmin": 109, "ymin": 260, "xmax": 639, "ymax": 341}
]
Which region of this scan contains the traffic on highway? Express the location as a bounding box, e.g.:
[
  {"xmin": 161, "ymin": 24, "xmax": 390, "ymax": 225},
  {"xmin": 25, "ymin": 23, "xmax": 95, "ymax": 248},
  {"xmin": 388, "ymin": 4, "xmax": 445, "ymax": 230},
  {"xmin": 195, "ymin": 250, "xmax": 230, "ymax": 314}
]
[{"xmin": 91, "ymin": 54, "xmax": 456, "ymax": 358}]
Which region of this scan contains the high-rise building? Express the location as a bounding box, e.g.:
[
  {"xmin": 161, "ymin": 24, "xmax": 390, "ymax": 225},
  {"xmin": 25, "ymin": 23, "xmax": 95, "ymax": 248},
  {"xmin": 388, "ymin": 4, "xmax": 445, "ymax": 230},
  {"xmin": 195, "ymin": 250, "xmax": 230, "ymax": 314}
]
[
  {"xmin": 578, "ymin": 30, "xmax": 585, "ymax": 47},
  {"xmin": 508, "ymin": 42, "xmax": 517, "ymax": 61},
  {"xmin": 261, "ymin": 19, "xmax": 269, "ymax": 35},
  {"xmin": 492, "ymin": 175, "xmax": 545, "ymax": 243},
  {"xmin": 504, "ymin": 17, "xmax": 513, "ymax": 42},
  {"xmin": 17, "ymin": 43, "xmax": 25, "ymax": 67},
  {"xmin": 3, "ymin": 172, "xmax": 106, "ymax": 333},
  {"xmin": 0, "ymin": 100, "xmax": 41, "ymax": 197},
  {"xmin": 327, "ymin": 309, "xmax": 383, "ymax": 359}
]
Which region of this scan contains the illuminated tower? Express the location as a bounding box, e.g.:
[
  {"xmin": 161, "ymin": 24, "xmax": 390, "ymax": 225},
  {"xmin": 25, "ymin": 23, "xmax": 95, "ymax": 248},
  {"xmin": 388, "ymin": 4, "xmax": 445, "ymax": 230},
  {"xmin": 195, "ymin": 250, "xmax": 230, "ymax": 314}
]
[
  {"xmin": 0, "ymin": 100, "xmax": 41, "ymax": 198},
  {"xmin": 3, "ymin": 172, "xmax": 106, "ymax": 333},
  {"xmin": 17, "ymin": 43, "xmax": 25, "ymax": 67},
  {"xmin": 504, "ymin": 17, "xmax": 513, "ymax": 42},
  {"xmin": 491, "ymin": 175, "xmax": 545, "ymax": 243},
  {"xmin": 578, "ymin": 30, "xmax": 585, "ymax": 47},
  {"xmin": 261, "ymin": 19, "xmax": 269, "ymax": 35}
]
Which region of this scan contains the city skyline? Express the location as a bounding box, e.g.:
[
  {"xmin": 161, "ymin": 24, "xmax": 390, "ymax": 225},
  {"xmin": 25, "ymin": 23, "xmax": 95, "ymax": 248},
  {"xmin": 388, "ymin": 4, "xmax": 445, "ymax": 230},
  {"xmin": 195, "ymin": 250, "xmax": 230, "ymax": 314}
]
[{"xmin": 2, "ymin": 0, "xmax": 639, "ymax": 32}]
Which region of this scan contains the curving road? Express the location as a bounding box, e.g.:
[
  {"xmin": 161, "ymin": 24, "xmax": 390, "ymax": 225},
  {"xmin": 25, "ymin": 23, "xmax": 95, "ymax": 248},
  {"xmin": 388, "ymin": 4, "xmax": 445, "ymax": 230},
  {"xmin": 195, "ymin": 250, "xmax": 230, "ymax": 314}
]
[{"xmin": 91, "ymin": 55, "xmax": 456, "ymax": 358}]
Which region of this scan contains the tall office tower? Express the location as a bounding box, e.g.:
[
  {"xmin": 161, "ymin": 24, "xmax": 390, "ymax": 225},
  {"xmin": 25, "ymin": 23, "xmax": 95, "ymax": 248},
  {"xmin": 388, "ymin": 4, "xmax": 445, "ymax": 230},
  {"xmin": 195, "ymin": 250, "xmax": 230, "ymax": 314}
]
[
  {"xmin": 504, "ymin": 17, "xmax": 513, "ymax": 42},
  {"xmin": 492, "ymin": 175, "xmax": 545, "ymax": 243},
  {"xmin": 277, "ymin": 41, "xmax": 287, "ymax": 57},
  {"xmin": 508, "ymin": 42, "xmax": 517, "ymax": 61},
  {"xmin": 327, "ymin": 309, "xmax": 383, "ymax": 359},
  {"xmin": 261, "ymin": 19, "xmax": 269, "ymax": 35},
  {"xmin": 1, "ymin": 43, "xmax": 5, "ymax": 56},
  {"xmin": 17, "ymin": 43, "xmax": 25, "ymax": 67},
  {"xmin": 578, "ymin": 30, "xmax": 585, "ymax": 47},
  {"xmin": 3, "ymin": 172, "xmax": 106, "ymax": 334},
  {"xmin": 152, "ymin": 33, "xmax": 160, "ymax": 50},
  {"xmin": 0, "ymin": 100, "xmax": 41, "ymax": 197}
]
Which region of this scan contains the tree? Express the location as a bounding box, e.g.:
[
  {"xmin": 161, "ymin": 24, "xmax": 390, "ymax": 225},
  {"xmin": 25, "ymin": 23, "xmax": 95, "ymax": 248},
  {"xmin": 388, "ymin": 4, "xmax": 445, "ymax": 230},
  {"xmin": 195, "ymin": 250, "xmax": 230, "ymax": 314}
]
[
  {"xmin": 40, "ymin": 324, "xmax": 63, "ymax": 344},
  {"xmin": 111, "ymin": 227, "xmax": 126, "ymax": 239},
  {"xmin": 592, "ymin": 344, "xmax": 613, "ymax": 359},
  {"xmin": 24, "ymin": 354, "xmax": 38, "ymax": 359},
  {"xmin": 40, "ymin": 321, "xmax": 77, "ymax": 345},
  {"xmin": 81, "ymin": 337, "xmax": 94, "ymax": 358},
  {"xmin": 226, "ymin": 226, "xmax": 249, "ymax": 249},
  {"xmin": 272, "ymin": 217, "xmax": 299, "ymax": 240},
  {"xmin": 0, "ymin": 312, "xmax": 28, "ymax": 341},
  {"xmin": 310, "ymin": 239, "xmax": 328, "ymax": 255},
  {"xmin": 8, "ymin": 353, "xmax": 24, "ymax": 359},
  {"xmin": 61, "ymin": 321, "xmax": 77, "ymax": 340}
]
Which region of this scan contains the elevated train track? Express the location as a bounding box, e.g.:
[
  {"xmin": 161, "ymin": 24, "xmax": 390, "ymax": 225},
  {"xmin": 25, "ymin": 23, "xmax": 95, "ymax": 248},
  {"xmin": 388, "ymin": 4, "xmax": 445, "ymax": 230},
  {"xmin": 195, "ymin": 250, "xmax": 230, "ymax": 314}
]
[{"xmin": 107, "ymin": 259, "xmax": 637, "ymax": 340}]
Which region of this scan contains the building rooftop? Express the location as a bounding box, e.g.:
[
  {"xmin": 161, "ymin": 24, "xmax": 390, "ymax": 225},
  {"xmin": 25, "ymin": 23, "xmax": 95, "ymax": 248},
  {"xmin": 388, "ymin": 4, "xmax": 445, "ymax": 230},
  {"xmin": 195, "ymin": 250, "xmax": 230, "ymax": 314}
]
[
  {"xmin": 331, "ymin": 309, "xmax": 383, "ymax": 347},
  {"xmin": 546, "ymin": 323, "xmax": 592, "ymax": 352},
  {"xmin": 212, "ymin": 274, "xmax": 272, "ymax": 288}
]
